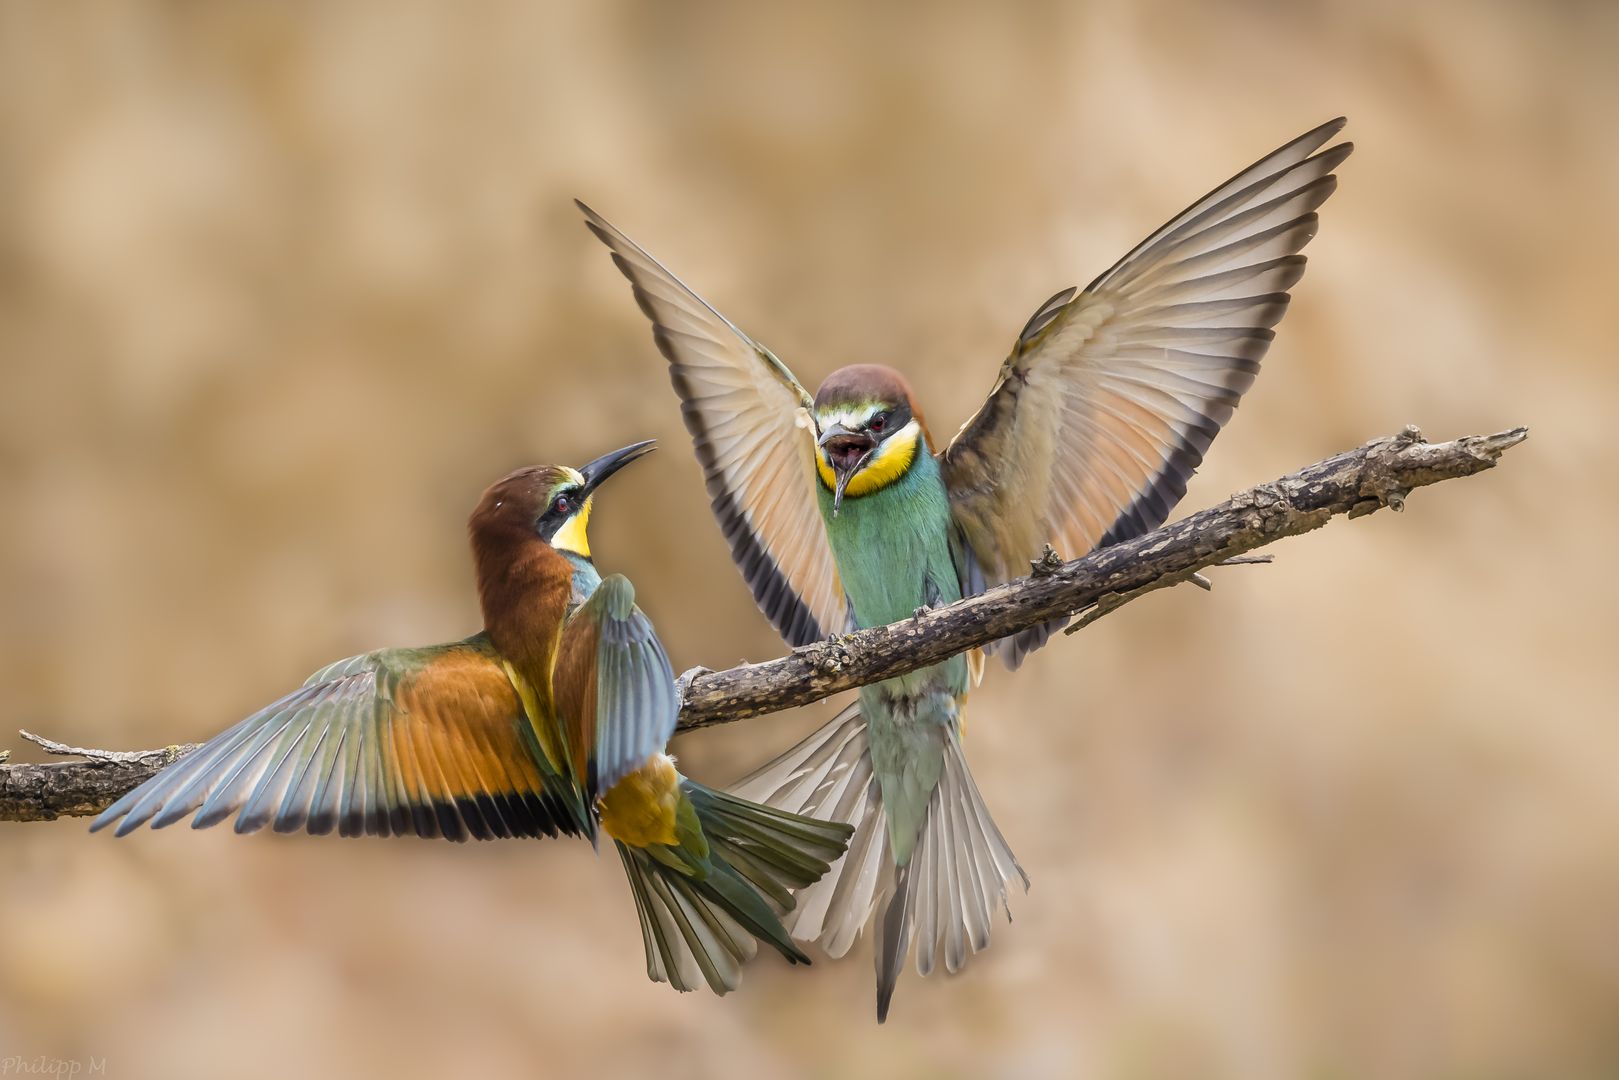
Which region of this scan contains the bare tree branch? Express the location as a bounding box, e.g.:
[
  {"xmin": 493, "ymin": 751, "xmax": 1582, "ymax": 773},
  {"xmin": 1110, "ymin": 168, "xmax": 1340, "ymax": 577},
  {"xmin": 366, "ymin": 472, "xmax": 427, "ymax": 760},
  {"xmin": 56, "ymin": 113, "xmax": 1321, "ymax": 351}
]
[
  {"xmin": 0, "ymin": 425, "xmax": 1527, "ymax": 823},
  {"xmin": 1, "ymin": 743, "xmax": 197, "ymax": 823}
]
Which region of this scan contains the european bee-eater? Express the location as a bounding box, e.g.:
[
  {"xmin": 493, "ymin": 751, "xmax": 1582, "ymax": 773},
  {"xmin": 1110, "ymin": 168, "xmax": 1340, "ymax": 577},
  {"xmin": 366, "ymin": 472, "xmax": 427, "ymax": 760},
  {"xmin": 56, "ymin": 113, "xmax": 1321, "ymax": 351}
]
[
  {"xmin": 580, "ymin": 118, "xmax": 1352, "ymax": 1018},
  {"xmin": 92, "ymin": 440, "xmax": 854, "ymax": 996}
]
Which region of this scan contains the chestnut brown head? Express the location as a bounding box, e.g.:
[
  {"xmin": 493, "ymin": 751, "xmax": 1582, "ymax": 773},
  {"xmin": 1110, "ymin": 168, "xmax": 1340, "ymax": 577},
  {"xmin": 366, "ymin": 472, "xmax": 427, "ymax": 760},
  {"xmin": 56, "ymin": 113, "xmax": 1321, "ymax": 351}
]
[
  {"xmin": 469, "ymin": 440, "xmax": 656, "ymax": 559},
  {"xmin": 811, "ymin": 365, "xmax": 927, "ymax": 514}
]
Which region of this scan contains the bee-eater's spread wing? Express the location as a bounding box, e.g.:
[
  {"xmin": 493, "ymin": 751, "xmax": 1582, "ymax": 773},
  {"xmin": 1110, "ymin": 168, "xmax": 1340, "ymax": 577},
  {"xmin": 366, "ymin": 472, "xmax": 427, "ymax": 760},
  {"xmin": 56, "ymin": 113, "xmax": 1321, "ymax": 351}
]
[
  {"xmin": 941, "ymin": 118, "xmax": 1352, "ymax": 666},
  {"xmin": 577, "ymin": 202, "xmax": 851, "ymax": 648},
  {"xmin": 91, "ymin": 636, "xmax": 588, "ymax": 841},
  {"xmin": 553, "ymin": 574, "xmax": 679, "ymax": 801}
]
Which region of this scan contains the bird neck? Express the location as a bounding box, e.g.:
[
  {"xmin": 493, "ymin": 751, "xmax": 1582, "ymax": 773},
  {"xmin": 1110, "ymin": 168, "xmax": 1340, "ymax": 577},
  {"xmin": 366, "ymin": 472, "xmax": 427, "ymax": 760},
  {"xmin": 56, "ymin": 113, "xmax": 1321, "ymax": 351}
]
[
  {"xmin": 818, "ymin": 448, "xmax": 961, "ymax": 630},
  {"xmin": 472, "ymin": 529, "xmax": 575, "ymax": 696},
  {"xmin": 815, "ymin": 420, "xmax": 924, "ymax": 501},
  {"xmin": 560, "ymin": 550, "xmax": 602, "ymax": 611}
]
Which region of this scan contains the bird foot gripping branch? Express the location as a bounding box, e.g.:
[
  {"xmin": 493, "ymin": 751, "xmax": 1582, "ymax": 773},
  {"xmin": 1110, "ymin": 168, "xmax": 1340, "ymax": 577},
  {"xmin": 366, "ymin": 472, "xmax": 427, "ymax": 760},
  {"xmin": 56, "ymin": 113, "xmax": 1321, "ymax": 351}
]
[{"xmin": 1029, "ymin": 544, "xmax": 1066, "ymax": 577}]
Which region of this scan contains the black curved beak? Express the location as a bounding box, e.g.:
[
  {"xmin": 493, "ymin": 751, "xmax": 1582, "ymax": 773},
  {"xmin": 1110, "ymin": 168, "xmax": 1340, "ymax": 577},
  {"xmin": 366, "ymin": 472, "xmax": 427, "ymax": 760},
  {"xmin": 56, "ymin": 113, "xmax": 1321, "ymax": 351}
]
[
  {"xmin": 816, "ymin": 424, "xmax": 876, "ymax": 516},
  {"xmin": 578, "ymin": 439, "xmax": 657, "ymax": 494}
]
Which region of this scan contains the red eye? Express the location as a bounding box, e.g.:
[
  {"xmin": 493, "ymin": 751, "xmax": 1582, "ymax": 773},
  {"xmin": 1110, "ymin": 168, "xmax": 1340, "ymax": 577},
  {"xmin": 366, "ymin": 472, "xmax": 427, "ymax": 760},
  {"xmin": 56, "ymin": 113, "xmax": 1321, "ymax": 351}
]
[
  {"xmin": 869, "ymin": 413, "xmax": 887, "ymax": 432},
  {"xmin": 553, "ymin": 496, "xmax": 571, "ymax": 515}
]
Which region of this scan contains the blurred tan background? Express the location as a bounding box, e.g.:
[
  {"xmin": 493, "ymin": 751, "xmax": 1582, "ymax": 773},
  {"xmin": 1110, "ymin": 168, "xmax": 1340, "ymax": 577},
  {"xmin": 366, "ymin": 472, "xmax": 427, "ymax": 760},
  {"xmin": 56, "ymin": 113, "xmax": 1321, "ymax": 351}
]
[{"xmin": 1, "ymin": 2, "xmax": 1615, "ymax": 1078}]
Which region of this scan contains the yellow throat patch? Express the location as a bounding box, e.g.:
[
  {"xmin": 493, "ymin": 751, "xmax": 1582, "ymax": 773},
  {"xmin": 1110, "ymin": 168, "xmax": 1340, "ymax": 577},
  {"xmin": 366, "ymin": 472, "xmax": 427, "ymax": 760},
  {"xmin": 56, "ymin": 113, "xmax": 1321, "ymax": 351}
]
[
  {"xmin": 814, "ymin": 420, "xmax": 920, "ymax": 500},
  {"xmin": 550, "ymin": 496, "xmax": 594, "ymax": 557}
]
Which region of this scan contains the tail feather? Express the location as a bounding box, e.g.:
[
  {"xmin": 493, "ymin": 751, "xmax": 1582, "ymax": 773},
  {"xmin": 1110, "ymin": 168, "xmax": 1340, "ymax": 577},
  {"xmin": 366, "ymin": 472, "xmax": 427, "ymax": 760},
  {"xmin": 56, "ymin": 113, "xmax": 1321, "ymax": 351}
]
[
  {"xmin": 617, "ymin": 842, "xmax": 755, "ymax": 993},
  {"xmin": 913, "ymin": 804, "xmax": 939, "ymax": 976},
  {"xmin": 819, "ymin": 782, "xmax": 888, "ymax": 957},
  {"xmin": 875, "ymin": 862, "xmax": 912, "ymax": 1023},
  {"xmin": 906, "ymin": 733, "xmax": 1029, "ymax": 977},
  {"xmin": 733, "ymin": 704, "xmax": 889, "ymax": 953},
  {"xmin": 684, "ymin": 780, "xmax": 853, "ymax": 907},
  {"xmin": 732, "ymin": 703, "xmax": 868, "ymax": 811},
  {"xmin": 734, "ymin": 704, "xmax": 1028, "ymax": 1020},
  {"xmin": 616, "ymin": 781, "xmax": 852, "ymax": 996}
]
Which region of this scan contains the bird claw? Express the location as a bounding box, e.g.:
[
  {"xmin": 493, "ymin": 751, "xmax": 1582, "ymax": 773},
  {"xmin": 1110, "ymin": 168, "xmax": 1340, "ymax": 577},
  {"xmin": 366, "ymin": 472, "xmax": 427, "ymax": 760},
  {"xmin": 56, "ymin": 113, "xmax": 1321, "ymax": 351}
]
[
  {"xmin": 912, "ymin": 605, "xmax": 930, "ymax": 620},
  {"xmin": 1029, "ymin": 544, "xmax": 1064, "ymax": 577}
]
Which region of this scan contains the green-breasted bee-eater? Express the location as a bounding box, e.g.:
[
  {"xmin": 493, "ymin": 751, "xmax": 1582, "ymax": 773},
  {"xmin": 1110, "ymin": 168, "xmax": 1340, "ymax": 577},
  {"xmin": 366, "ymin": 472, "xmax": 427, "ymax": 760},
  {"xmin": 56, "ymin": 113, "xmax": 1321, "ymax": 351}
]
[
  {"xmin": 580, "ymin": 118, "xmax": 1352, "ymax": 1019},
  {"xmin": 92, "ymin": 440, "xmax": 853, "ymax": 996}
]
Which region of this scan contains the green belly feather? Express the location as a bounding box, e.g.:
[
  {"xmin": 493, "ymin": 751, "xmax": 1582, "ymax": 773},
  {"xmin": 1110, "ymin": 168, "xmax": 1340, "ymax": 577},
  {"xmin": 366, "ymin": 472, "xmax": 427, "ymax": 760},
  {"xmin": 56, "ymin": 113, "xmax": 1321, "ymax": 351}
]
[{"xmin": 817, "ymin": 447, "xmax": 969, "ymax": 861}]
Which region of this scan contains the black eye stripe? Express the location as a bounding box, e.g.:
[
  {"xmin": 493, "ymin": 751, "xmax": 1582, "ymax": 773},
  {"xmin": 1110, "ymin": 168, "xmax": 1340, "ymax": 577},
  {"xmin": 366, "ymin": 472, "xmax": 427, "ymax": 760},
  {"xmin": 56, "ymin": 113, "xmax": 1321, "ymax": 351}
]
[
  {"xmin": 872, "ymin": 403, "xmax": 910, "ymax": 434},
  {"xmin": 814, "ymin": 403, "xmax": 913, "ymax": 438},
  {"xmin": 545, "ymin": 487, "xmax": 583, "ymax": 518}
]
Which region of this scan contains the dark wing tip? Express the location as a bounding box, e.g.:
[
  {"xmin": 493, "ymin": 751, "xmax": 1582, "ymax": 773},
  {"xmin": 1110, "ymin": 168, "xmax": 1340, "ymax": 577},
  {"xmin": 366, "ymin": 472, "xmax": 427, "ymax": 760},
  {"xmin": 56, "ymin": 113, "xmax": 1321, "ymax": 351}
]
[{"xmin": 1017, "ymin": 285, "xmax": 1079, "ymax": 346}]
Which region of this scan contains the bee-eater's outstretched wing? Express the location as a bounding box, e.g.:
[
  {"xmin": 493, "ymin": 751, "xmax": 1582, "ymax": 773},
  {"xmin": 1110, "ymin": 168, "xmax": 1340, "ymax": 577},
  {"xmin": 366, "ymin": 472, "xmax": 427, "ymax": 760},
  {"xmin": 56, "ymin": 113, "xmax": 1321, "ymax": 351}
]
[
  {"xmin": 553, "ymin": 574, "xmax": 679, "ymax": 801},
  {"xmin": 91, "ymin": 636, "xmax": 589, "ymax": 841},
  {"xmin": 941, "ymin": 118, "xmax": 1352, "ymax": 666},
  {"xmin": 577, "ymin": 202, "xmax": 850, "ymax": 648}
]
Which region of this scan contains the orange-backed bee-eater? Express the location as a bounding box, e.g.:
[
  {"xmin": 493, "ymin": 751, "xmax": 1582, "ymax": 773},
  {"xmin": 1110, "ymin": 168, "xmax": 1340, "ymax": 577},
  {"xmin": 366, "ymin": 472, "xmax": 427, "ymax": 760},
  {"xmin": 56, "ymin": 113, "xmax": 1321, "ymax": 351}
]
[
  {"xmin": 580, "ymin": 118, "xmax": 1352, "ymax": 1018},
  {"xmin": 93, "ymin": 440, "xmax": 854, "ymax": 996}
]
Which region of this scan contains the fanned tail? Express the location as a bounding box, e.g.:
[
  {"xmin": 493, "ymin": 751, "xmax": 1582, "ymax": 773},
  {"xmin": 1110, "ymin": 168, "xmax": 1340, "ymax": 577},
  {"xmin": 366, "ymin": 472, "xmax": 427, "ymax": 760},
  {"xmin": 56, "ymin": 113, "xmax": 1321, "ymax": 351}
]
[
  {"xmin": 683, "ymin": 780, "xmax": 854, "ymax": 910},
  {"xmin": 732, "ymin": 704, "xmax": 890, "ymax": 955},
  {"xmin": 616, "ymin": 780, "xmax": 852, "ymax": 996},
  {"xmin": 733, "ymin": 704, "xmax": 1028, "ymax": 1021}
]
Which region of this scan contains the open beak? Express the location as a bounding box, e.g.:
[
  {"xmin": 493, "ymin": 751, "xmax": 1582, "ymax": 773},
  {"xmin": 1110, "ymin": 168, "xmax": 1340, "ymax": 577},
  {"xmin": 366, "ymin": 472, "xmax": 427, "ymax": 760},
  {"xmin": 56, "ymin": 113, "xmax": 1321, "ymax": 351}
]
[
  {"xmin": 817, "ymin": 423, "xmax": 876, "ymax": 516},
  {"xmin": 578, "ymin": 439, "xmax": 657, "ymax": 495}
]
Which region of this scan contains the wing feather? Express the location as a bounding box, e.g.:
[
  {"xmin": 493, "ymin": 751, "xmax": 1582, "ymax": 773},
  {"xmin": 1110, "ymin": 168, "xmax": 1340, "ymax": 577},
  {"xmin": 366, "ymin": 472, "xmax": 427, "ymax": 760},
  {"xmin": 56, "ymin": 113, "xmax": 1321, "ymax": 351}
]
[
  {"xmin": 555, "ymin": 574, "xmax": 680, "ymax": 801},
  {"xmin": 578, "ymin": 202, "xmax": 848, "ymax": 647},
  {"xmin": 943, "ymin": 118, "xmax": 1352, "ymax": 667},
  {"xmin": 92, "ymin": 637, "xmax": 582, "ymax": 841}
]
